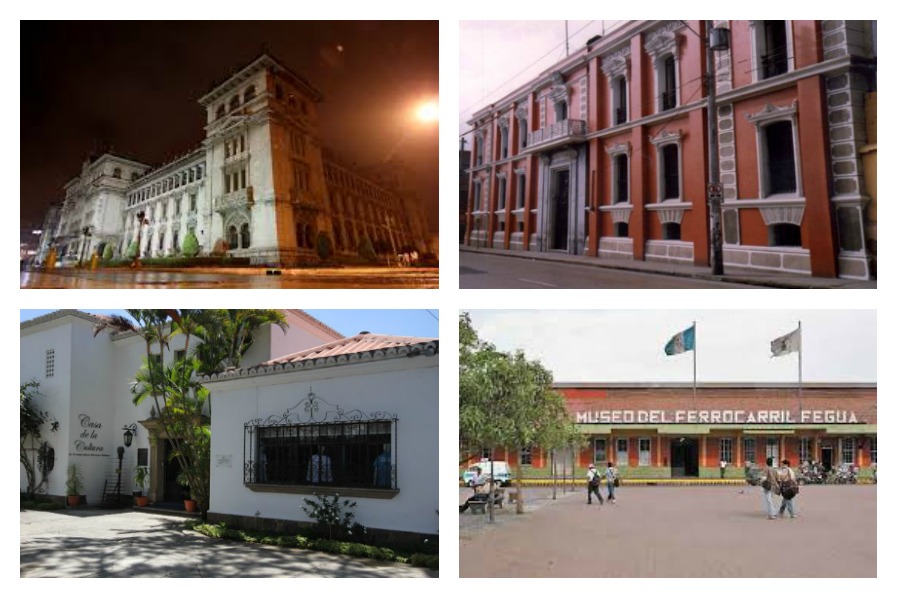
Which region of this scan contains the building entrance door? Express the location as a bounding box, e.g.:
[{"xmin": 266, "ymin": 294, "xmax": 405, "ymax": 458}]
[
  {"xmin": 821, "ymin": 446, "xmax": 834, "ymax": 471},
  {"xmin": 670, "ymin": 438, "xmax": 698, "ymax": 477},
  {"xmin": 551, "ymin": 169, "xmax": 570, "ymax": 250},
  {"xmin": 163, "ymin": 440, "xmax": 185, "ymax": 502}
]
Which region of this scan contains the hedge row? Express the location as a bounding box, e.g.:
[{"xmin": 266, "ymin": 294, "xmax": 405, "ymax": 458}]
[{"xmin": 189, "ymin": 522, "xmax": 438, "ymax": 570}]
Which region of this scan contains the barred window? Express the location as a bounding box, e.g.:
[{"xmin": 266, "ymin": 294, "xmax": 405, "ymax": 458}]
[
  {"xmin": 248, "ymin": 421, "xmax": 396, "ymax": 489},
  {"xmin": 45, "ymin": 349, "xmax": 55, "ymax": 378},
  {"xmin": 743, "ymin": 437, "xmax": 756, "ymax": 464},
  {"xmin": 719, "ymin": 438, "xmax": 733, "ymax": 463},
  {"xmin": 520, "ymin": 446, "xmax": 532, "ymax": 466},
  {"xmin": 480, "ymin": 447, "xmax": 492, "ymax": 461},
  {"xmin": 871, "ymin": 438, "xmax": 877, "ymax": 464}
]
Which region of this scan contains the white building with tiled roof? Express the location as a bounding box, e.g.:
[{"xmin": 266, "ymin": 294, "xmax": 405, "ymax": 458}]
[{"xmin": 202, "ymin": 332, "xmax": 439, "ymax": 541}]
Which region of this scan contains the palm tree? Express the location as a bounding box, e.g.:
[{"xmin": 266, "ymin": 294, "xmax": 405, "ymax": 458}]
[{"xmin": 191, "ymin": 309, "xmax": 288, "ymax": 375}]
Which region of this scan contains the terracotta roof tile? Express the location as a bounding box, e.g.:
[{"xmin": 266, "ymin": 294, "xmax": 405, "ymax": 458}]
[{"xmin": 263, "ymin": 332, "xmax": 437, "ymax": 365}]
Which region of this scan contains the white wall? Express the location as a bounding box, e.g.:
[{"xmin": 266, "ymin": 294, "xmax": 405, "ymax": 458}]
[{"xmin": 207, "ymin": 354, "xmax": 438, "ymax": 534}]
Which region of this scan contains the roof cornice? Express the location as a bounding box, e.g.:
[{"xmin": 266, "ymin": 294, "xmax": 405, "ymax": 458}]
[
  {"xmin": 201, "ymin": 339, "xmax": 439, "ymax": 383},
  {"xmin": 20, "ymin": 310, "xmax": 109, "ymax": 332},
  {"xmin": 554, "ymin": 382, "xmax": 877, "ymax": 389},
  {"xmin": 198, "ymin": 54, "xmax": 324, "ymax": 107}
]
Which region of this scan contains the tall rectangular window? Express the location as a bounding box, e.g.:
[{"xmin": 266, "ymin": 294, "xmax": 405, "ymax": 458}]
[
  {"xmin": 871, "ymin": 438, "xmax": 877, "ymax": 464},
  {"xmin": 614, "ymin": 77, "xmax": 627, "ymax": 125},
  {"xmin": 520, "ymin": 446, "xmax": 532, "ymax": 466},
  {"xmin": 662, "ymin": 145, "xmax": 679, "ymax": 200},
  {"xmin": 661, "ymin": 55, "xmax": 677, "ymax": 110},
  {"xmin": 45, "ymin": 349, "xmax": 55, "ymax": 378},
  {"xmin": 615, "ymin": 154, "xmax": 629, "ymax": 203},
  {"xmin": 743, "ymin": 437, "xmax": 756, "ymax": 464},
  {"xmin": 799, "ymin": 437, "xmax": 811, "ymax": 464},
  {"xmin": 842, "ymin": 438, "xmax": 855, "ymax": 465},
  {"xmin": 616, "ymin": 438, "xmax": 628, "ymax": 465},
  {"xmin": 638, "ymin": 438, "xmax": 651, "ymax": 466},
  {"xmin": 719, "ymin": 438, "xmax": 733, "ymax": 463},
  {"xmin": 497, "ymin": 178, "xmax": 506, "ymax": 210},
  {"xmin": 594, "ymin": 438, "xmax": 607, "ymax": 463},
  {"xmin": 516, "ymin": 173, "xmax": 526, "ymax": 209},
  {"xmin": 481, "ymin": 447, "xmax": 492, "ymax": 460},
  {"xmin": 762, "ymin": 21, "xmax": 788, "ymax": 79},
  {"xmin": 766, "ymin": 437, "xmax": 779, "ymax": 466},
  {"xmin": 500, "ymin": 128, "xmax": 508, "ymax": 159},
  {"xmin": 765, "ymin": 121, "xmax": 797, "ymax": 195}
]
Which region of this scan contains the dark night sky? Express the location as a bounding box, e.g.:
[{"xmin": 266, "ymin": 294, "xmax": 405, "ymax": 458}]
[{"xmin": 21, "ymin": 21, "xmax": 439, "ymax": 232}]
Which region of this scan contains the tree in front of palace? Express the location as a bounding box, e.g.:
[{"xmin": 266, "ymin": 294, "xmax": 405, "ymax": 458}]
[
  {"xmin": 20, "ymin": 380, "xmax": 47, "ymax": 498},
  {"xmin": 182, "ymin": 230, "xmax": 200, "ymax": 257},
  {"xmin": 93, "ymin": 310, "xmax": 288, "ymax": 519},
  {"xmin": 125, "ymin": 241, "xmax": 139, "ymax": 260},
  {"xmin": 459, "ymin": 313, "xmax": 580, "ymax": 517}
]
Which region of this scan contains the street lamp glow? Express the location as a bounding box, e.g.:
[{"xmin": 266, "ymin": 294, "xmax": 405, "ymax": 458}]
[{"xmin": 416, "ymin": 101, "xmax": 438, "ymax": 123}]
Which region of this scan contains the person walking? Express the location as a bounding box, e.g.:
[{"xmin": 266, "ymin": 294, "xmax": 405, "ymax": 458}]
[
  {"xmin": 586, "ymin": 464, "xmax": 604, "ymax": 505},
  {"xmin": 778, "ymin": 459, "xmax": 798, "ymax": 518},
  {"xmin": 762, "ymin": 457, "xmax": 780, "ymax": 519},
  {"xmin": 605, "ymin": 461, "xmax": 619, "ymax": 504}
]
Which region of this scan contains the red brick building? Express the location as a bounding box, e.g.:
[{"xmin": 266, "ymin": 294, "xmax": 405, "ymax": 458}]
[
  {"xmin": 464, "ymin": 20, "xmax": 876, "ymax": 279},
  {"xmin": 464, "ymin": 383, "xmax": 876, "ymax": 479}
]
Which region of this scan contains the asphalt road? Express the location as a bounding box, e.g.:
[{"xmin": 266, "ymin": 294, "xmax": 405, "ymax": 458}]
[
  {"xmin": 20, "ymin": 266, "xmax": 438, "ymax": 289},
  {"xmin": 460, "ymin": 252, "xmax": 753, "ymax": 289},
  {"xmin": 20, "ymin": 509, "xmax": 435, "ymax": 578},
  {"xmin": 460, "ymin": 485, "xmax": 876, "ymax": 577}
]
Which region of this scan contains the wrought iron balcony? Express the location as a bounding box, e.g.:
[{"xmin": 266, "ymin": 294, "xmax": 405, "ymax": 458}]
[
  {"xmin": 526, "ymin": 119, "xmax": 587, "ymax": 151},
  {"xmin": 761, "ymin": 52, "xmax": 788, "ymax": 79},
  {"xmin": 661, "ymin": 91, "xmax": 677, "ymax": 111},
  {"xmin": 614, "ymin": 107, "xmax": 627, "ymax": 126}
]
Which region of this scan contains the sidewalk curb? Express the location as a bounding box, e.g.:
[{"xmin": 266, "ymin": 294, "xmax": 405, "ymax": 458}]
[{"xmin": 460, "ymin": 246, "xmax": 873, "ymax": 289}]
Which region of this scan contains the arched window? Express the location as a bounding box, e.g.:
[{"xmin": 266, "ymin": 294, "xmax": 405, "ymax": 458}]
[
  {"xmin": 244, "ymin": 85, "xmax": 256, "ymax": 102},
  {"xmin": 216, "ymin": 105, "xmax": 225, "ymax": 119},
  {"xmin": 228, "ymin": 225, "xmax": 239, "ymax": 250},
  {"xmin": 229, "ymin": 96, "xmax": 240, "ymax": 112},
  {"xmin": 240, "ymin": 223, "xmax": 250, "ymax": 249},
  {"xmin": 112, "ymin": 167, "xmax": 122, "ymax": 179}
]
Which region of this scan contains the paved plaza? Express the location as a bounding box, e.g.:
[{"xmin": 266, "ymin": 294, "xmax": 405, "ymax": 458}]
[
  {"xmin": 21, "ymin": 509, "xmax": 435, "ymax": 578},
  {"xmin": 460, "ymin": 485, "xmax": 876, "ymax": 577}
]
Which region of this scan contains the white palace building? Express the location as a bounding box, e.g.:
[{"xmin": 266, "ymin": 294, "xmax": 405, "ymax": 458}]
[{"xmin": 37, "ymin": 54, "xmax": 429, "ymax": 266}]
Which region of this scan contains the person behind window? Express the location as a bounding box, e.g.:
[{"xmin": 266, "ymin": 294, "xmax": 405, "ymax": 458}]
[
  {"xmin": 373, "ymin": 445, "xmax": 391, "ymax": 488},
  {"xmin": 307, "ymin": 446, "xmax": 333, "ymax": 483}
]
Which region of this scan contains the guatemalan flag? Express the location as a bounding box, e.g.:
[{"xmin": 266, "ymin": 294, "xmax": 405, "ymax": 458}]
[
  {"xmin": 771, "ymin": 327, "xmax": 801, "ymax": 357},
  {"xmin": 664, "ymin": 325, "xmax": 695, "ymax": 356}
]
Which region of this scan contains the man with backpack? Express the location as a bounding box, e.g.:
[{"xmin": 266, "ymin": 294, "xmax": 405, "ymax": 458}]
[
  {"xmin": 586, "ymin": 464, "xmax": 604, "ymax": 505},
  {"xmin": 778, "ymin": 459, "xmax": 799, "ymax": 518}
]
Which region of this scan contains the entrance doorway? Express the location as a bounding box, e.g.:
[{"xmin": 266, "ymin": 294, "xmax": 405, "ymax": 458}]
[
  {"xmin": 163, "ymin": 440, "xmax": 185, "ymax": 502},
  {"xmin": 551, "ymin": 169, "xmax": 570, "ymax": 250},
  {"xmin": 670, "ymin": 438, "xmax": 698, "ymax": 477},
  {"xmin": 821, "ymin": 445, "xmax": 834, "ymax": 471}
]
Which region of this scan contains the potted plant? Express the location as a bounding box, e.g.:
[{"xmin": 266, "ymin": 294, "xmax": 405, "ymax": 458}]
[
  {"xmin": 65, "ymin": 463, "xmax": 83, "ymax": 507},
  {"xmin": 133, "ymin": 466, "xmax": 150, "ymax": 507},
  {"xmin": 177, "ymin": 472, "xmax": 197, "ymax": 513}
]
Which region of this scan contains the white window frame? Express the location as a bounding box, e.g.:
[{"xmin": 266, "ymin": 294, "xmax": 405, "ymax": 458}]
[
  {"xmin": 594, "ymin": 438, "xmax": 607, "ymax": 464},
  {"xmin": 612, "ymin": 75, "xmax": 629, "ymax": 125},
  {"xmin": 719, "ymin": 438, "xmax": 733, "ymax": 464},
  {"xmin": 743, "ymin": 437, "xmax": 756, "ymax": 464},
  {"xmin": 799, "ymin": 437, "xmax": 811, "ymax": 464},
  {"xmin": 765, "ymin": 437, "xmax": 779, "ymax": 466},
  {"xmin": 616, "ymin": 438, "xmax": 628, "ymax": 466},
  {"xmin": 749, "ymin": 20, "xmax": 795, "ymax": 83},
  {"xmin": 606, "ymin": 142, "xmax": 631, "ymax": 205},
  {"xmin": 638, "ymin": 438, "xmax": 651, "ymax": 466},
  {"xmin": 650, "ymin": 130, "xmax": 683, "ymax": 202},
  {"xmin": 841, "ymin": 437, "xmax": 855, "ymax": 465},
  {"xmin": 747, "ymin": 102, "xmax": 803, "ymax": 203}
]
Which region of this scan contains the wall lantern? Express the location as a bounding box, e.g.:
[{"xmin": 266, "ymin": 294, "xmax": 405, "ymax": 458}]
[
  {"xmin": 710, "ymin": 26, "xmax": 730, "ymax": 52},
  {"xmin": 123, "ymin": 423, "xmax": 137, "ymax": 448}
]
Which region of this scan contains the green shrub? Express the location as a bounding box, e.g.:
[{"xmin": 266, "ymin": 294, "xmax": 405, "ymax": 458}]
[
  {"xmin": 182, "ymin": 230, "xmax": 200, "ymax": 257},
  {"xmin": 125, "ymin": 241, "xmax": 139, "ymax": 260},
  {"xmin": 102, "ymin": 244, "xmax": 114, "ymax": 260},
  {"xmin": 358, "ymin": 235, "xmax": 376, "ymax": 262},
  {"xmin": 315, "ymin": 232, "xmax": 334, "ymax": 261}
]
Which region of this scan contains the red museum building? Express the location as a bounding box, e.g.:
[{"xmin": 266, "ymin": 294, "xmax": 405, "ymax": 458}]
[
  {"xmin": 464, "ymin": 20, "xmax": 876, "ymax": 279},
  {"xmin": 464, "ymin": 383, "xmax": 876, "ymax": 479}
]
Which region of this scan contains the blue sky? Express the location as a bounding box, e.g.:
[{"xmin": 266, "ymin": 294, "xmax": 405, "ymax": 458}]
[{"xmin": 19, "ymin": 309, "xmax": 439, "ymax": 339}]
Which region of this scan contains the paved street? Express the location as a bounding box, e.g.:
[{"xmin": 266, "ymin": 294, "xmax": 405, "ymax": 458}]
[
  {"xmin": 460, "ymin": 485, "xmax": 876, "ymax": 577},
  {"xmin": 20, "ymin": 266, "xmax": 438, "ymax": 289},
  {"xmin": 461, "ymin": 251, "xmax": 752, "ymax": 289},
  {"xmin": 20, "ymin": 509, "xmax": 435, "ymax": 578}
]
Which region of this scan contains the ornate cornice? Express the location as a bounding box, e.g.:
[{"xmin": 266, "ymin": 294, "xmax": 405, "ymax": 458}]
[
  {"xmin": 605, "ymin": 141, "xmax": 631, "ymax": 156},
  {"xmin": 746, "ymin": 100, "xmax": 799, "ymax": 124},
  {"xmin": 644, "ymin": 21, "xmax": 683, "ymax": 61},
  {"xmin": 601, "ymin": 46, "xmax": 631, "ymax": 80},
  {"xmin": 649, "ymin": 129, "xmax": 683, "ymax": 146}
]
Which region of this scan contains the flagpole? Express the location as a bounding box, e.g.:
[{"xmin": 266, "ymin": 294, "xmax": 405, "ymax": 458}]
[
  {"xmin": 798, "ymin": 321, "xmax": 803, "ymax": 414},
  {"xmin": 693, "ymin": 320, "xmax": 697, "ymax": 408}
]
